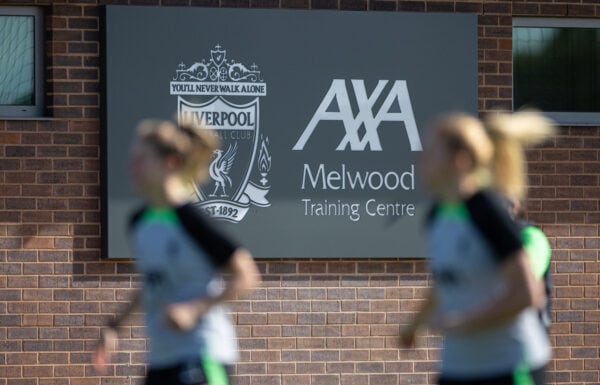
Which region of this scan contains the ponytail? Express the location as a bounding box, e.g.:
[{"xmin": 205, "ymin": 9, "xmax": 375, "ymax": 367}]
[{"xmin": 485, "ymin": 110, "xmax": 556, "ymax": 200}]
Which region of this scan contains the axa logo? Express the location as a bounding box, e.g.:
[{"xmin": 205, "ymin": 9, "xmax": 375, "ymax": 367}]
[{"xmin": 293, "ymin": 80, "xmax": 422, "ymax": 152}]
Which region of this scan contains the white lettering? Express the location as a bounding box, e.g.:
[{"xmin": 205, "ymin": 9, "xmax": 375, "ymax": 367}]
[
  {"xmin": 365, "ymin": 199, "xmax": 416, "ymax": 217},
  {"xmin": 301, "ymin": 163, "xmax": 415, "ymax": 191},
  {"xmin": 327, "ymin": 170, "xmax": 342, "ymax": 190},
  {"xmin": 293, "ymin": 79, "xmax": 423, "ymax": 152},
  {"xmin": 384, "ymin": 172, "xmax": 399, "ymax": 190},
  {"xmin": 301, "ymin": 164, "xmax": 326, "ymax": 189},
  {"xmin": 302, "ymin": 198, "xmax": 361, "ymax": 222},
  {"xmin": 368, "ymin": 172, "xmax": 383, "ymax": 190},
  {"xmin": 180, "ymin": 110, "xmax": 255, "ymax": 130}
]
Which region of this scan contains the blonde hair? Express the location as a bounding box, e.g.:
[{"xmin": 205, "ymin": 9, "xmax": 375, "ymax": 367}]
[
  {"xmin": 435, "ymin": 113, "xmax": 494, "ymax": 170},
  {"xmin": 136, "ymin": 119, "xmax": 220, "ymax": 183},
  {"xmin": 485, "ymin": 110, "xmax": 556, "ymax": 201},
  {"xmin": 432, "ymin": 110, "xmax": 555, "ymax": 200}
]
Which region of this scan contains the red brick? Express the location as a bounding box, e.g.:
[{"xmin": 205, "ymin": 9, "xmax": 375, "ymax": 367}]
[
  {"xmin": 478, "ymin": 37, "xmax": 497, "ymax": 50},
  {"xmin": 357, "ymin": 262, "xmax": 385, "ymax": 274},
  {"xmin": 340, "ymin": 0, "xmax": 367, "ymax": 10},
  {"xmin": 540, "ymin": 3, "xmax": 567, "ymax": 15},
  {"xmin": 298, "ymin": 262, "xmax": 327, "ymax": 274},
  {"xmin": 369, "ymin": 0, "xmax": 396, "ymax": 11},
  {"xmin": 4, "ymin": 120, "xmax": 35, "ymax": 130},
  {"xmin": 455, "ymin": 2, "xmax": 482, "ymax": 12},
  {"xmin": 427, "ymin": 2, "xmax": 454, "ymax": 12},
  {"xmin": 398, "ymin": 1, "xmax": 425, "ymax": 11},
  {"xmin": 38, "ymin": 353, "xmax": 68, "ymax": 365},
  {"xmin": 568, "ymin": 4, "xmax": 595, "ymax": 16},
  {"xmin": 512, "ymin": 2, "xmax": 538, "ymax": 15}
]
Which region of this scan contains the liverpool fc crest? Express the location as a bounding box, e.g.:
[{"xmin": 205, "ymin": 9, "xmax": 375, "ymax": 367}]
[{"xmin": 170, "ymin": 45, "xmax": 271, "ymax": 222}]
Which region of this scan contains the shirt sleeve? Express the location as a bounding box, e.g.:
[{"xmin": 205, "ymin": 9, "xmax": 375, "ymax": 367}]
[
  {"xmin": 522, "ymin": 225, "xmax": 552, "ymax": 280},
  {"xmin": 128, "ymin": 206, "xmax": 147, "ymax": 233},
  {"xmin": 424, "ymin": 203, "xmax": 440, "ymax": 228},
  {"xmin": 175, "ymin": 203, "xmax": 240, "ymax": 268},
  {"xmin": 465, "ymin": 190, "xmax": 523, "ymax": 263}
]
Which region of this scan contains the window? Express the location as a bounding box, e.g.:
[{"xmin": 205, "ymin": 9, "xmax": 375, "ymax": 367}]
[
  {"xmin": 513, "ymin": 18, "xmax": 600, "ymax": 125},
  {"xmin": 0, "ymin": 7, "xmax": 44, "ymax": 118}
]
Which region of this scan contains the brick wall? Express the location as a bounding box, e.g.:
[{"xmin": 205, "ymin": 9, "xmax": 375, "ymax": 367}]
[{"xmin": 0, "ymin": 1, "xmax": 598, "ymax": 385}]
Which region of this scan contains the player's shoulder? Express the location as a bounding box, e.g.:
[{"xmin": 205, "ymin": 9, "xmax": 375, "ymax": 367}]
[
  {"xmin": 465, "ymin": 189, "xmax": 506, "ymax": 212},
  {"xmin": 174, "ymin": 202, "xmax": 214, "ymax": 230},
  {"xmin": 128, "ymin": 205, "xmax": 147, "ymax": 230}
]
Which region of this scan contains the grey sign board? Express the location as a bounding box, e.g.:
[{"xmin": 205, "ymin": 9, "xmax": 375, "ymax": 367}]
[{"xmin": 102, "ymin": 6, "xmax": 477, "ymax": 258}]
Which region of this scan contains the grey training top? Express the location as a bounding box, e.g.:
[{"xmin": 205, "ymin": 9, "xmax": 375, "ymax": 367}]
[
  {"xmin": 129, "ymin": 203, "xmax": 240, "ymax": 368},
  {"xmin": 427, "ymin": 191, "xmax": 551, "ymax": 379}
]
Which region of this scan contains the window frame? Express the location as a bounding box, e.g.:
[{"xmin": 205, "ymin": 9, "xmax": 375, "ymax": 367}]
[
  {"xmin": 0, "ymin": 6, "xmax": 45, "ymax": 119},
  {"xmin": 513, "ymin": 18, "xmax": 600, "ymax": 126}
]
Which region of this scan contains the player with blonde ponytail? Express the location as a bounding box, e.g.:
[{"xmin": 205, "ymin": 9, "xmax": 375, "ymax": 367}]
[
  {"xmin": 401, "ymin": 110, "xmax": 555, "ymax": 385},
  {"xmin": 487, "ymin": 111, "xmax": 557, "ymax": 337}
]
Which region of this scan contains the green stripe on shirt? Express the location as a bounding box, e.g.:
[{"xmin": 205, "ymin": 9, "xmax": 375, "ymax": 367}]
[
  {"xmin": 140, "ymin": 207, "xmax": 180, "ymax": 225},
  {"xmin": 521, "ymin": 225, "xmax": 551, "ymax": 280}
]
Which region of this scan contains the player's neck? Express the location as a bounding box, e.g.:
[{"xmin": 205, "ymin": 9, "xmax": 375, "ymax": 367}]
[
  {"xmin": 438, "ymin": 174, "xmax": 480, "ymax": 203},
  {"xmin": 146, "ymin": 176, "xmax": 192, "ymax": 208}
]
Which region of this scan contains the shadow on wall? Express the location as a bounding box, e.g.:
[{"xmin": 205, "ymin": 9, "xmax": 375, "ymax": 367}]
[{"xmin": 10, "ymin": 222, "xmax": 136, "ymax": 284}]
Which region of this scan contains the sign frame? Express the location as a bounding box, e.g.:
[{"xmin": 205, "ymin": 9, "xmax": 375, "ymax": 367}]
[{"xmin": 101, "ymin": 6, "xmax": 478, "ymax": 259}]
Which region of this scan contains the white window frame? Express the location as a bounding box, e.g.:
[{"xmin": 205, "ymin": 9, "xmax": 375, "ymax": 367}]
[{"xmin": 513, "ymin": 18, "xmax": 600, "ymax": 126}]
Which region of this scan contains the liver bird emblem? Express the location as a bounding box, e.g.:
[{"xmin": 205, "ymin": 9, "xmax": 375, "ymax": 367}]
[{"xmin": 209, "ymin": 142, "xmax": 237, "ymax": 197}]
